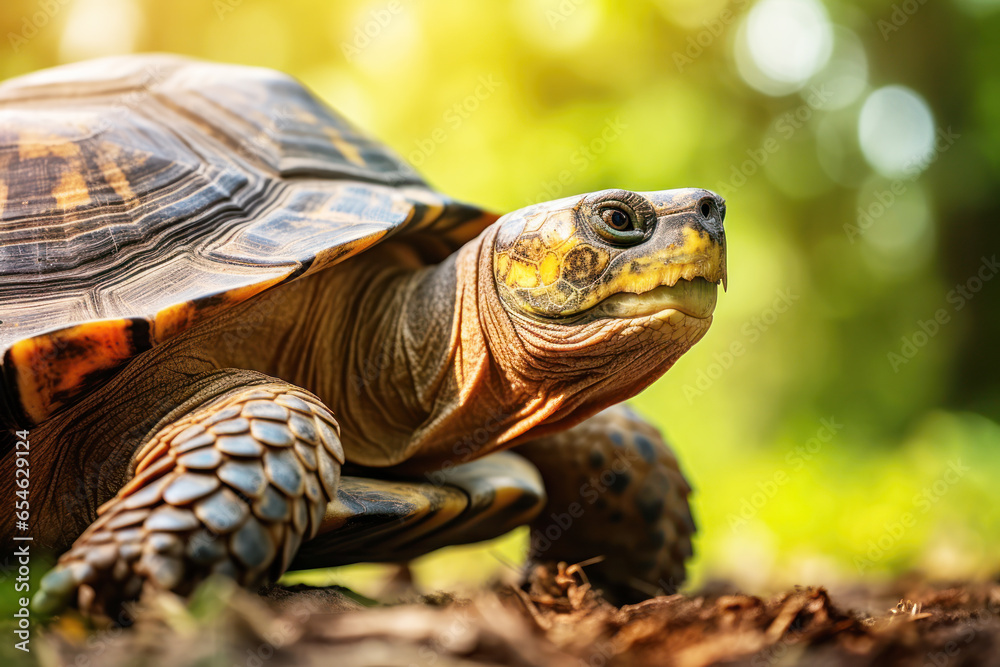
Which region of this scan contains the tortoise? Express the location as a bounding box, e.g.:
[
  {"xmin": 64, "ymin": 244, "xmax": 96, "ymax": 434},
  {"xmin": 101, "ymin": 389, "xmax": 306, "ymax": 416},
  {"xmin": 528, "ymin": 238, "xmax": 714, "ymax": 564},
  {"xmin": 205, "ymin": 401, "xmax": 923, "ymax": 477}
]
[{"xmin": 0, "ymin": 55, "xmax": 727, "ymax": 616}]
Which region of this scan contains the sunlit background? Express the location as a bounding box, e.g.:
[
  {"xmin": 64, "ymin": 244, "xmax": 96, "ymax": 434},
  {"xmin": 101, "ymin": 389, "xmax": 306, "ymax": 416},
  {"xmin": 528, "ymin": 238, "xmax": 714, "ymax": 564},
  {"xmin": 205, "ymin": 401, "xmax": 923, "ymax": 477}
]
[{"xmin": 3, "ymin": 0, "xmax": 999, "ymax": 596}]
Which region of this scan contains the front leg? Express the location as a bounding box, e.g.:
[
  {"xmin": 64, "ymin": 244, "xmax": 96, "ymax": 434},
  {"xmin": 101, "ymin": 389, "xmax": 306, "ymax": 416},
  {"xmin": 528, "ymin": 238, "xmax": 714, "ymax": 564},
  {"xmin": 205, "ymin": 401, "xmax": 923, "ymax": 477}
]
[
  {"xmin": 33, "ymin": 374, "xmax": 344, "ymax": 616},
  {"xmin": 516, "ymin": 404, "xmax": 695, "ymax": 604}
]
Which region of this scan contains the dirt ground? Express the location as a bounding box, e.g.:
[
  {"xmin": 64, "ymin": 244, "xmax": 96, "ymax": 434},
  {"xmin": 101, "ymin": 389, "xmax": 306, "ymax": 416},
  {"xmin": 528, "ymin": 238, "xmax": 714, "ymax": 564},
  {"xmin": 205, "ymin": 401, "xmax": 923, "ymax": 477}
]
[{"xmin": 13, "ymin": 564, "xmax": 1000, "ymax": 667}]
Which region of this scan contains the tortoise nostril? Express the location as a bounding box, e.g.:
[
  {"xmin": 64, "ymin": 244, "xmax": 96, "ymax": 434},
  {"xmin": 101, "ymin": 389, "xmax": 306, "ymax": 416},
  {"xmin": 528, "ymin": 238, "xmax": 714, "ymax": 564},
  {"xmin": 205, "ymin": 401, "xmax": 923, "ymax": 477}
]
[{"xmin": 699, "ymin": 200, "xmax": 712, "ymax": 219}]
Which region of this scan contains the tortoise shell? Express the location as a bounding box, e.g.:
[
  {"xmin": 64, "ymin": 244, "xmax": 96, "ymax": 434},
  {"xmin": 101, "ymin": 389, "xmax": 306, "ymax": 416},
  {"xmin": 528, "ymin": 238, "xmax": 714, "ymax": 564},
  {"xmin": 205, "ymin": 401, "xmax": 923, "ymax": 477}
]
[{"xmin": 0, "ymin": 55, "xmax": 496, "ymax": 428}]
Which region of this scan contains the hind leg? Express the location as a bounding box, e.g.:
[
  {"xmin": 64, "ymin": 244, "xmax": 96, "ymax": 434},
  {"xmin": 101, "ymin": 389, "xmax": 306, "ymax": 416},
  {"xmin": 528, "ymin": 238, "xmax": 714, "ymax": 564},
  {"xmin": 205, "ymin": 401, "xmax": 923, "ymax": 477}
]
[
  {"xmin": 33, "ymin": 375, "xmax": 343, "ymax": 617},
  {"xmin": 516, "ymin": 404, "xmax": 695, "ymax": 604}
]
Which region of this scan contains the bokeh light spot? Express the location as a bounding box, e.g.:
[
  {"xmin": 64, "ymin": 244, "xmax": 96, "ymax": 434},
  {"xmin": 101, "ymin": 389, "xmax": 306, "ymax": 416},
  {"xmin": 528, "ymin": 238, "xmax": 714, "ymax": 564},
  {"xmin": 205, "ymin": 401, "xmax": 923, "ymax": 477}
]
[
  {"xmin": 59, "ymin": 0, "xmax": 142, "ymax": 62},
  {"xmin": 858, "ymin": 86, "xmax": 936, "ymax": 178},
  {"xmin": 736, "ymin": 0, "xmax": 833, "ymax": 96}
]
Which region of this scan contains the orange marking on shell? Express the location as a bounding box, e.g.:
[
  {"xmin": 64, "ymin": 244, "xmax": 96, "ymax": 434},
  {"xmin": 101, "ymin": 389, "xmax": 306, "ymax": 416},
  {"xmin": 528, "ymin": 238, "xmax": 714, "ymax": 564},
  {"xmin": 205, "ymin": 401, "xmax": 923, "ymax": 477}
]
[
  {"xmin": 152, "ymin": 275, "xmax": 288, "ymax": 344},
  {"xmin": 52, "ymin": 170, "xmax": 91, "ymax": 210},
  {"xmin": 18, "ymin": 133, "xmax": 92, "ymax": 209},
  {"xmin": 309, "ymin": 230, "xmax": 390, "ymax": 275},
  {"xmin": 17, "ymin": 133, "xmax": 83, "ymax": 161},
  {"xmin": 7, "ymin": 320, "xmax": 141, "ymax": 424},
  {"xmin": 396, "ymin": 186, "xmax": 445, "ymax": 230},
  {"xmin": 323, "ymin": 127, "xmax": 365, "ymax": 167},
  {"xmin": 294, "ymin": 109, "xmax": 318, "ymax": 124},
  {"xmin": 152, "ymin": 301, "xmax": 199, "ymax": 345},
  {"xmin": 97, "ymin": 159, "xmax": 137, "ymax": 205}
]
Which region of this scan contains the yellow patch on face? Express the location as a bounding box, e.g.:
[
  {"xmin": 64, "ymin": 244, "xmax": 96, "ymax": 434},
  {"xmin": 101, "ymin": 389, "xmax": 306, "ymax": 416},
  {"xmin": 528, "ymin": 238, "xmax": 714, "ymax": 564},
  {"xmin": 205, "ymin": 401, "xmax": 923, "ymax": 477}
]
[
  {"xmin": 541, "ymin": 219, "xmax": 577, "ymax": 249},
  {"xmin": 594, "ymin": 228, "xmax": 726, "ymax": 298},
  {"xmin": 676, "ymin": 226, "xmax": 720, "ymax": 260},
  {"xmin": 505, "ymin": 259, "xmax": 539, "ymax": 289},
  {"xmin": 495, "ymin": 253, "xmax": 512, "ymax": 282},
  {"xmin": 52, "ymin": 170, "xmax": 91, "ymax": 210},
  {"xmin": 8, "ymin": 320, "xmax": 140, "ymax": 424},
  {"xmin": 538, "ymin": 252, "xmax": 561, "ymax": 286},
  {"xmin": 323, "ymin": 127, "xmax": 365, "ymax": 167}
]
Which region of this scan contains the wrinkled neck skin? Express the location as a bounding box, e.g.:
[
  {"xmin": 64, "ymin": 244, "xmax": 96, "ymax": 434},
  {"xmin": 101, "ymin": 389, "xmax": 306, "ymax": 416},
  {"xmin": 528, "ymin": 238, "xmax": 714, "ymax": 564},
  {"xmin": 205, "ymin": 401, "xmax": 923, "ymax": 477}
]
[{"xmin": 340, "ymin": 227, "xmax": 711, "ymax": 471}]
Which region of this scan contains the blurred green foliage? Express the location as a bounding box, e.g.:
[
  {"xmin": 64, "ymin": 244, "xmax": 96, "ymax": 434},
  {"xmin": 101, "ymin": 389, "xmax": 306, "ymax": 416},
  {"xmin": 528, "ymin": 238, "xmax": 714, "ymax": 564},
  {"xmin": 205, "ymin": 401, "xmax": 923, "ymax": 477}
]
[{"xmin": 2, "ymin": 0, "xmax": 999, "ymax": 593}]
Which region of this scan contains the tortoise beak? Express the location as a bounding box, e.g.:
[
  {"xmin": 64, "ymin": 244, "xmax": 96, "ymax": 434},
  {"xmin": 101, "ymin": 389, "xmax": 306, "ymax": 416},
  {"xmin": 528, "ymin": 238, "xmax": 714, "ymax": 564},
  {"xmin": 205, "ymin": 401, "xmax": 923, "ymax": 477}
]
[{"xmin": 588, "ymin": 278, "xmax": 718, "ymax": 319}]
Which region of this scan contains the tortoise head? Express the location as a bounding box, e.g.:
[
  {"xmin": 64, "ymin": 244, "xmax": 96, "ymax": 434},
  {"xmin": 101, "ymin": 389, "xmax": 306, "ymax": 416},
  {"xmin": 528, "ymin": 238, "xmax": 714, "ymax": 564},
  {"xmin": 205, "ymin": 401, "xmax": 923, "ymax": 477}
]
[
  {"xmin": 492, "ymin": 188, "xmax": 726, "ymax": 321},
  {"xmin": 475, "ymin": 187, "xmax": 727, "ymax": 440}
]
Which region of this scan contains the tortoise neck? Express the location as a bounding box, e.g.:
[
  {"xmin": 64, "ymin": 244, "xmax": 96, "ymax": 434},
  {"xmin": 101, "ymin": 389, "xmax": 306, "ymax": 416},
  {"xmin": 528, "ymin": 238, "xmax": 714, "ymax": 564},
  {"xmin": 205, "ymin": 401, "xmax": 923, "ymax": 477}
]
[
  {"xmin": 331, "ymin": 230, "xmax": 525, "ymax": 468},
  {"xmin": 366, "ymin": 227, "xmax": 577, "ymax": 470}
]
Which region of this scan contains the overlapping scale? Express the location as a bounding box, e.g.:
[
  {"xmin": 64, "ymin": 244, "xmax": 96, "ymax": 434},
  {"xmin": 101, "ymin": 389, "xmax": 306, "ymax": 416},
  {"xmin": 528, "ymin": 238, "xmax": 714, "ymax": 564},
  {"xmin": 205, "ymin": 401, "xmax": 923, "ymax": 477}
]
[
  {"xmin": 263, "ymin": 448, "xmax": 305, "ymax": 496},
  {"xmin": 218, "ymin": 459, "xmax": 268, "ymax": 497},
  {"xmin": 229, "ymin": 516, "xmax": 274, "ymax": 570},
  {"xmin": 194, "ymin": 487, "xmax": 250, "ymax": 534},
  {"xmin": 144, "ymin": 505, "xmax": 200, "ymax": 532},
  {"xmin": 210, "ymin": 418, "xmax": 251, "ymax": 435},
  {"xmin": 241, "ymin": 400, "xmax": 289, "ymax": 421},
  {"xmin": 162, "ymin": 472, "xmax": 220, "ymax": 505},
  {"xmin": 177, "ymin": 447, "xmax": 223, "ymax": 470},
  {"xmin": 250, "ymin": 419, "xmax": 295, "ymax": 447}
]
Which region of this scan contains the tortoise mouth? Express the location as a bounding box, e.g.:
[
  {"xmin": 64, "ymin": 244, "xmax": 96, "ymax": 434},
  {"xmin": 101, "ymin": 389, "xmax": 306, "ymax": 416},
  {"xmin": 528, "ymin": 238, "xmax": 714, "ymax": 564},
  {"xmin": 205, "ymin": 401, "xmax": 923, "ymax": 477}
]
[{"xmin": 588, "ymin": 277, "xmax": 718, "ymax": 319}]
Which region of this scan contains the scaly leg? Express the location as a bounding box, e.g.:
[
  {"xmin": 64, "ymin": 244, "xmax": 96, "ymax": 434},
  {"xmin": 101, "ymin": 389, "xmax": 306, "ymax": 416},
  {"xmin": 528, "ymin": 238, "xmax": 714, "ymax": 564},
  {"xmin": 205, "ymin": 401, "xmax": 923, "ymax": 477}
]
[
  {"xmin": 34, "ymin": 379, "xmax": 343, "ymax": 616},
  {"xmin": 516, "ymin": 404, "xmax": 695, "ymax": 604}
]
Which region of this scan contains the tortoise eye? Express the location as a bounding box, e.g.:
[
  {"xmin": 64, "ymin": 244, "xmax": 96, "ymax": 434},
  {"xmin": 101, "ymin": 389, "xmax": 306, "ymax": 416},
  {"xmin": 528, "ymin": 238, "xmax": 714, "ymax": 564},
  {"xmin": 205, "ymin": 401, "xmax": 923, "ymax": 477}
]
[
  {"xmin": 602, "ymin": 208, "xmax": 633, "ymax": 231},
  {"xmin": 592, "ymin": 202, "xmax": 646, "ymax": 245}
]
